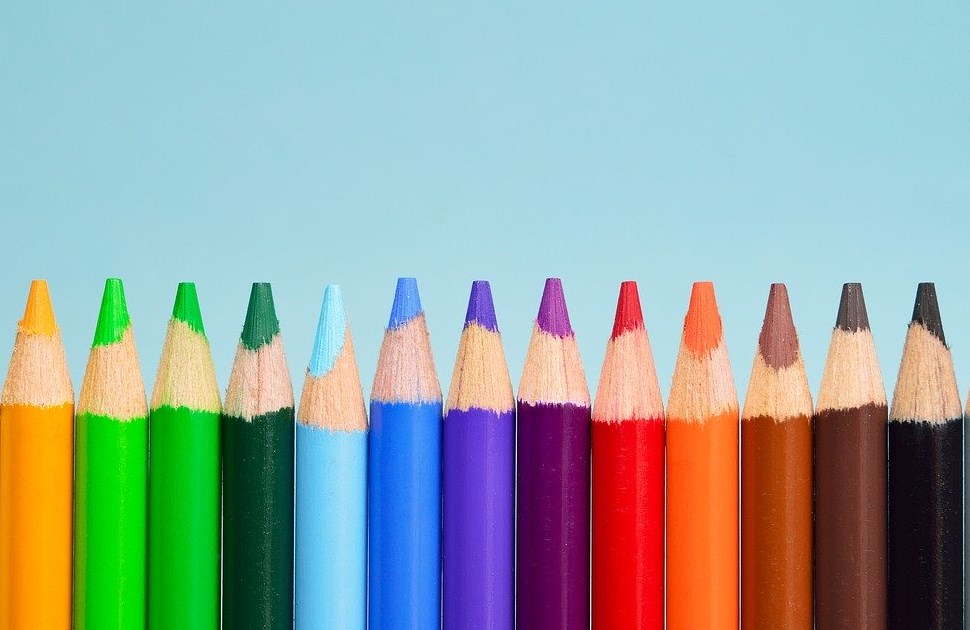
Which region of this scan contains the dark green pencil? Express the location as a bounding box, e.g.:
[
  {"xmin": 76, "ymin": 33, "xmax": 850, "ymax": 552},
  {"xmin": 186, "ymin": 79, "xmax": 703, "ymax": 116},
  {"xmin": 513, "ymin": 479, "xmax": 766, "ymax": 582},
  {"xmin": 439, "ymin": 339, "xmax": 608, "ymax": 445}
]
[{"xmin": 222, "ymin": 283, "xmax": 295, "ymax": 630}]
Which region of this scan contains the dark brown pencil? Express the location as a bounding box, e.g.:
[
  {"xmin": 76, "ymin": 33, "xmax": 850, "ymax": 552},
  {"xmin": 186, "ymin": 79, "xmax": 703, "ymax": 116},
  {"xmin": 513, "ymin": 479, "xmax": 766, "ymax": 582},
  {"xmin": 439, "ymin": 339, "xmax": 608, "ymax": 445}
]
[
  {"xmin": 814, "ymin": 283, "xmax": 887, "ymax": 630},
  {"xmin": 741, "ymin": 284, "xmax": 813, "ymax": 629},
  {"xmin": 888, "ymin": 283, "xmax": 963, "ymax": 629}
]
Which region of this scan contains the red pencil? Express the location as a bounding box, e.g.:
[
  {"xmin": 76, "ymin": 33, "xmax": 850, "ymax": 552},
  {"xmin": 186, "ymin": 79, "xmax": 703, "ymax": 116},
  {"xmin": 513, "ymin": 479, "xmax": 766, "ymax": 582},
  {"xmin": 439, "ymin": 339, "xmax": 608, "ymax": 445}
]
[{"xmin": 592, "ymin": 281, "xmax": 665, "ymax": 629}]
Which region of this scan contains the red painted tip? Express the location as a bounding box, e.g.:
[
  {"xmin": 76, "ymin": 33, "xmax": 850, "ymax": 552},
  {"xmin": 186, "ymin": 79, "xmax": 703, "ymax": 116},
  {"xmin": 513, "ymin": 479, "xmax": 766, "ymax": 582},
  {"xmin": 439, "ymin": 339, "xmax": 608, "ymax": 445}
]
[{"xmin": 610, "ymin": 281, "xmax": 644, "ymax": 339}]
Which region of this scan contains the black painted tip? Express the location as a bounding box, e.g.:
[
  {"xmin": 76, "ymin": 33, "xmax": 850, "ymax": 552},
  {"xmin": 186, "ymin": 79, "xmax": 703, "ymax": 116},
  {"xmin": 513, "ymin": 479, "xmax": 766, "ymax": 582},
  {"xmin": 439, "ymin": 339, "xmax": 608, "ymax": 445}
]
[
  {"xmin": 835, "ymin": 283, "xmax": 870, "ymax": 332},
  {"xmin": 911, "ymin": 282, "xmax": 946, "ymax": 344}
]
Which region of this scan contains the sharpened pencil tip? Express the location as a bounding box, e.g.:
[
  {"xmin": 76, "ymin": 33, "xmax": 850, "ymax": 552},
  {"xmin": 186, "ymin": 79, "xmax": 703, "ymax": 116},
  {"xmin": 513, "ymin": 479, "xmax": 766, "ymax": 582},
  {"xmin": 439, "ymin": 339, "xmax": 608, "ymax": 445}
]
[
  {"xmin": 172, "ymin": 282, "xmax": 206, "ymax": 336},
  {"xmin": 759, "ymin": 283, "xmax": 799, "ymax": 369},
  {"xmin": 388, "ymin": 277, "xmax": 422, "ymax": 329},
  {"xmin": 20, "ymin": 279, "xmax": 58, "ymax": 336},
  {"xmin": 308, "ymin": 285, "xmax": 347, "ymax": 377},
  {"xmin": 611, "ymin": 281, "xmax": 644, "ymax": 339},
  {"xmin": 464, "ymin": 281, "xmax": 498, "ymax": 331},
  {"xmin": 682, "ymin": 281, "xmax": 723, "ymax": 355},
  {"xmin": 835, "ymin": 283, "xmax": 870, "ymax": 332},
  {"xmin": 536, "ymin": 278, "xmax": 573, "ymax": 336},
  {"xmin": 92, "ymin": 278, "xmax": 132, "ymax": 347},
  {"xmin": 911, "ymin": 282, "xmax": 945, "ymax": 344},
  {"xmin": 241, "ymin": 282, "xmax": 280, "ymax": 350}
]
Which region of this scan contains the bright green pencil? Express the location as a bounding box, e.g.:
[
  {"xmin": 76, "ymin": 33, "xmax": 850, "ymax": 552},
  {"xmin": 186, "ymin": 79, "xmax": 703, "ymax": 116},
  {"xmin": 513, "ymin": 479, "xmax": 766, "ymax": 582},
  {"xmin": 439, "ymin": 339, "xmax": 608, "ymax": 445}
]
[
  {"xmin": 148, "ymin": 283, "xmax": 221, "ymax": 629},
  {"xmin": 75, "ymin": 278, "xmax": 149, "ymax": 630}
]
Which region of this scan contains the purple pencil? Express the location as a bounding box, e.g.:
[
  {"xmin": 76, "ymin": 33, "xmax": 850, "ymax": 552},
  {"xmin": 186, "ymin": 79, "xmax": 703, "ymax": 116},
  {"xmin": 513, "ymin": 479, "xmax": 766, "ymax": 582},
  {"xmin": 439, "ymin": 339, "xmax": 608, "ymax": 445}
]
[
  {"xmin": 443, "ymin": 281, "xmax": 515, "ymax": 630},
  {"xmin": 516, "ymin": 278, "xmax": 592, "ymax": 630}
]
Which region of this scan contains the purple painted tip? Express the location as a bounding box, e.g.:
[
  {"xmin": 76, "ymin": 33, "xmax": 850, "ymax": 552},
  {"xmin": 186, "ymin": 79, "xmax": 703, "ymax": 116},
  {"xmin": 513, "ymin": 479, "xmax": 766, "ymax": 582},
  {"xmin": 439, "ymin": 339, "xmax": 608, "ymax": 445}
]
[
  {"xmin": 536, "ymin": 278, "xmax": 573, "ymax": 337},
  {"xmin": 464, "ymin": 281, "xmax": 498, "ymax": 331}
]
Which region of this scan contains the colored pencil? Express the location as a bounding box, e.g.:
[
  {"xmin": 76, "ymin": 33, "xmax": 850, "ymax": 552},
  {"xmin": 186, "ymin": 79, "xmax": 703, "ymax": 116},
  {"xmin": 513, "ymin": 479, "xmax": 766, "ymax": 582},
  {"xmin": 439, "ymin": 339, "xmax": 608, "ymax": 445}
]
[
  {"xmin": 516, "ymin": 277, "xmax": 591, "ymax": 630},
  {"xmin": 0, "ymin": 280, "xmax": 74, "ymax": 630},
  {"xmin": 443, "ymin": 281, "xmax": 515, "ymax": 630},
  {"xmin": 590, "ymin": 281, "xmax": 664, "ymax": 630},
  {"xmin": 368, "ymin": 277, "xmax": 442, "ymax": 630},
  {"xmin": 666, "ymin": 281, "xmax": 739, "ymax": 629},
  {"xmin": 148, "ymin": 283, "xmax": 222, "ymax": 630},
  {"xmin": 740, "ymin": 283, "xmax": 813, "ymax": 629},
  {"xmin": 888, "ymin": 283, "xmax": 963, "ymax": 628},
  {"xmin": 74, "ymin": 278, "xmax": 149, "ymax": 630},
  {"xmin": 222, "ymin": 282, "xmax": 295, "ymax": 630},
  {"xmin": 296, "ymin": 285, "xmax": 368, "ymax": 630},
  {"xmin": 814, "ymin": 283, "xmax": 887, "ymax": 630}
]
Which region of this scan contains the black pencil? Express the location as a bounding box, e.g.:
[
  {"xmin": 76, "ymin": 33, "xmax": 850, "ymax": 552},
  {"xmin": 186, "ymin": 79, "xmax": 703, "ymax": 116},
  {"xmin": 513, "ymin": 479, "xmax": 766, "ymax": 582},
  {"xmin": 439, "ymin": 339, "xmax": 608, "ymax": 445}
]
[{"xmin": 888, "ymin": 283, "xmax": 963, "ymax": 629}]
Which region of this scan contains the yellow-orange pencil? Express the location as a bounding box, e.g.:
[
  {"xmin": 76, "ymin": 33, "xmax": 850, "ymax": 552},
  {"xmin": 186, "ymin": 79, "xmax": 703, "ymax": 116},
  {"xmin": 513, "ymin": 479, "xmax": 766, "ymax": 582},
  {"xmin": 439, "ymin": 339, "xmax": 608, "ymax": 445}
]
[{"xmin": 0, "ymin": 280, "xmax": 75, "ymax": 630}]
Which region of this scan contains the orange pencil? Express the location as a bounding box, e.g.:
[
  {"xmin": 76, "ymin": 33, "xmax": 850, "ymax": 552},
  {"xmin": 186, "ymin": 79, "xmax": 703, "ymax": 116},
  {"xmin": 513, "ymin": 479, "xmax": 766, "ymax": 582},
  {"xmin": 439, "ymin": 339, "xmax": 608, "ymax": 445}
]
[
  {"xmin": 0, "ymin": 280, "xmax": 75, "ymax": 630},
  {"xmin": 666, "ymin": 281, "xmax": 739, "ymax": 630}
]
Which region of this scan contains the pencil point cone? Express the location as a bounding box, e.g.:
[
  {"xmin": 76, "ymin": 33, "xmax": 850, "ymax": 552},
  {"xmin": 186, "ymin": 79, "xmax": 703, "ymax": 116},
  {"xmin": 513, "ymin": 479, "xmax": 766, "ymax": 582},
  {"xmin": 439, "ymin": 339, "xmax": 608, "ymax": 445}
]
[
  {"xmin": 21, "ymin": 279, "xmax": 58, "ymax": 335},
  {"xmin": 93, "ymin": 278, "xmax": 131, "ymax": 346},
  {"xmin": 241, "ymin": 282, "xmax": 280, "ymax": 350},
  {"xmin": 173, "ymin": 282, "xmax": 206, "ymax": 336},
  {"xmin": 683, "ymin": 281, "xmax": 723, "ymax": 355},
  {"xmin": 388, "ymin": 277, "xmax": 422, "ymax": 329},
  {"xmin": 537, "ymin": 277, "xmax": 572, "ymax": 336},
  {"xmin": 308, "ymin": 285, "xmax": 346, "ymax": 377},
  {"xmin": 464, "ymin": 281, "xmax": 498, "ymax": 331},
  {"xmin": 611, "ymin": 281, "xmax": 644, "ymax": 339}
]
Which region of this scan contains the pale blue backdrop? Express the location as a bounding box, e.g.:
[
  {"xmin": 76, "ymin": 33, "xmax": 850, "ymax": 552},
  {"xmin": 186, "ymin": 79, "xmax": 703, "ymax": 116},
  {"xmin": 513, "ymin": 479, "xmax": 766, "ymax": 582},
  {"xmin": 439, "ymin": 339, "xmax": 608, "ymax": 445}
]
[{"xmin": 1, "ymin": 1, "xmax": 968, "ymax": 404}]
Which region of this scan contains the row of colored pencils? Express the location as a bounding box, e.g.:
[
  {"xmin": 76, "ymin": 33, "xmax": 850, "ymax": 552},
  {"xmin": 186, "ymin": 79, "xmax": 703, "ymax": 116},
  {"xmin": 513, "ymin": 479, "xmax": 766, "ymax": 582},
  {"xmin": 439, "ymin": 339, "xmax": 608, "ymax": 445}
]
[{"xmin": 0, "ymin": 277, "xmax": 965, "ymax": 630}]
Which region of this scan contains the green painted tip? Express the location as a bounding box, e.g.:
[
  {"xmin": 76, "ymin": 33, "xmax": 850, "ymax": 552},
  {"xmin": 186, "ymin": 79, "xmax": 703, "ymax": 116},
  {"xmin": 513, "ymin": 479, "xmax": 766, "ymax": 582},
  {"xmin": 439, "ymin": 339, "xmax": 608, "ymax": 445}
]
[
  {"xmin": 172, "ymin": 282, "xmax": 206, "ymax": 336},
  {"xmin": 240, "ymin": 282, "xmax": 279, "ymax": 350},
  {"xmin": 92, "ymin": 278, "xmax": 132, "ymax": 347}
]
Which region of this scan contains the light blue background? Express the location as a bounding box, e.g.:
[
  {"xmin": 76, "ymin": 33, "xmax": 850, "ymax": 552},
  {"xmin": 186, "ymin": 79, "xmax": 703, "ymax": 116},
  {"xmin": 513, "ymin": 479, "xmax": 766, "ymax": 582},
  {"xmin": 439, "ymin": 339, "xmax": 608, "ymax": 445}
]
[{"xmin": 2, "ymin": 2, "xmax": 968, "ymax": 404}]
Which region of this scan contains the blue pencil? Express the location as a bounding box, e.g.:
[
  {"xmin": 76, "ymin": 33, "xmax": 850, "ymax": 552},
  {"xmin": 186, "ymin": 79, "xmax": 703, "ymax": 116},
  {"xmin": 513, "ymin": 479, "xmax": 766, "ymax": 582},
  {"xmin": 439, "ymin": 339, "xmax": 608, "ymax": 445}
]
[
  {"xmin": 368, "ymin": 277, "xmax": 443, "ymax": 630},
  {"xmin": 295, "ymin": 285, "xmax": 368, "ymax": 630}
]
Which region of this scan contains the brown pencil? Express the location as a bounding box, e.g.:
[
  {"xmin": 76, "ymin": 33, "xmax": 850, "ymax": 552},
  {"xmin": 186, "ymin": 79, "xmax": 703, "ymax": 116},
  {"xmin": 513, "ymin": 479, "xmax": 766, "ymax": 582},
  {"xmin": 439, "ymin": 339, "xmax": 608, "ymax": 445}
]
[
  {"xmin": 740, "ymin": 284, "xmax": 812, "ymax": 629},
  {"xmin": 814, "ymin": 283, "xmax": 887, "ymax": 630}
]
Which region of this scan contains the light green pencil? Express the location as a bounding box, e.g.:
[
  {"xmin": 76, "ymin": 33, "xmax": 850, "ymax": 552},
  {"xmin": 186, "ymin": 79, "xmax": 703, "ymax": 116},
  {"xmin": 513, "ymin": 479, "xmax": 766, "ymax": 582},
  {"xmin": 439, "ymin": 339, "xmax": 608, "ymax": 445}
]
[{"xmin": 75, "ymin": 278, "xmax": 149, "ymax": 630}]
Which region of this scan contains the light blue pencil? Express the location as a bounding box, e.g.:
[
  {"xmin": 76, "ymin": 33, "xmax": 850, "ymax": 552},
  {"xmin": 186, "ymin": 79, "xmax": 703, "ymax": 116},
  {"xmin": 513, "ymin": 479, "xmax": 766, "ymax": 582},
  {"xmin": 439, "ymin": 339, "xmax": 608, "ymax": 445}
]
[{"xmin": 295, "ymin": 285, "xmax": 368, "ymax": 630}]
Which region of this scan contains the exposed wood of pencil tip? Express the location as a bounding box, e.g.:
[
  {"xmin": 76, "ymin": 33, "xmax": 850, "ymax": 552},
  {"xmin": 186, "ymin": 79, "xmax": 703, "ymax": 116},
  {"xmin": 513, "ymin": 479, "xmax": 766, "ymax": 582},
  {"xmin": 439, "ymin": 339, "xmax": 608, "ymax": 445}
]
[
  {"xmin": 445, "ymin": 326, "xmax": 513, "ymax": 415},
  {"xmin": 372, "ymin": 314, "xmax": 441, "ymax": 404},
  {"xmin": 817, "ymin": 283, "xmax": 886, "ymax": 412},
  {"xmin": 890, "ymin": 283, "xmax": 961, "ymax": 423},
  {"xmin": 151, "ymin": 320, "xmax": 221, "ymax": 413},
  {"xmin": 593, "ymin": 281, "xmax": 663, "ymax": 423},
  {"xmin": 742, "ymin": 284, "xmax": 812, "ymax": 421},
  {"xmin": 299, "ymin": 327, "xmax": 367, "ymax": 431},
  {"xmin": 518, "ymin": 279, "xmax": 588, "ymax": 406},
  {"xmin": 667, "ymin": 282, "xmax": 736, "ymax": 421},
  {"xmin": 78, "ymin": 328, "xmax": 147, "ymax": 420},
  {"xmin": 1, "ymin": 280, "xmax": 73, "ymax": 407}
]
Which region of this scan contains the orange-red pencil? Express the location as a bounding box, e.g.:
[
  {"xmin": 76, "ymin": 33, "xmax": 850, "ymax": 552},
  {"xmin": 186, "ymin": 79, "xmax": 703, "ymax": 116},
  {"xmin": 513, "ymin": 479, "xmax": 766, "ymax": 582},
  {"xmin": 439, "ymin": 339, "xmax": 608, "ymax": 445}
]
[{"xmin": 666, "ymin": 282, "xmax": 739, "ymax": 630}]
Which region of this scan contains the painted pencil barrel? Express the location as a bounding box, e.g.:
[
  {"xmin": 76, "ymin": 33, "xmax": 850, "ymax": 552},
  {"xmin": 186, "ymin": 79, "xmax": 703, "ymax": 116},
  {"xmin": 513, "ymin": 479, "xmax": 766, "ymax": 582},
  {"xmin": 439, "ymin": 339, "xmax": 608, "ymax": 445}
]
[
  {"xmin": 740, "ymin": 415, "xmax": 813, "ymax": 628},
  {"xmin": 0, "ymin": 404, "xmax": 74, "ymax": 630},
  {"xmin": 814, "ymin": 403, "xmax": 887, "ymax": 629},
  {"xmin": 368, "ymin": 401, "xmax": 442, "ymax": 630},
  {"xmin": 148, "ymin": 406, "xmax": 221, "ymax": 630},
  {"xmin": 295, "ymin": 425, "xmax": 367, "ymax": 630},
  {"xmin": 888, "ymin": 419, "xmax": 963, "ymax": 628},
  {"xmin": 74, "ymin": 414, "xmax": 149, "ymax": 630},
  {"xmin": 666, "ymin": 410, "xmax": 738, "ymax": 629},
  {"xmin": 442, "ymin": 408, "xmax": 515, "ymax": 630},
  {"xmin": 222, "ymin": 410, "xmax": 295, "ymax": 630},
  {"xmin": 591, "ymin": 418, "xmax": 664, "ymax": 630},
  {"xmin": 516, "ymin": 402, "xmax": 591, "ymax": 630}
]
